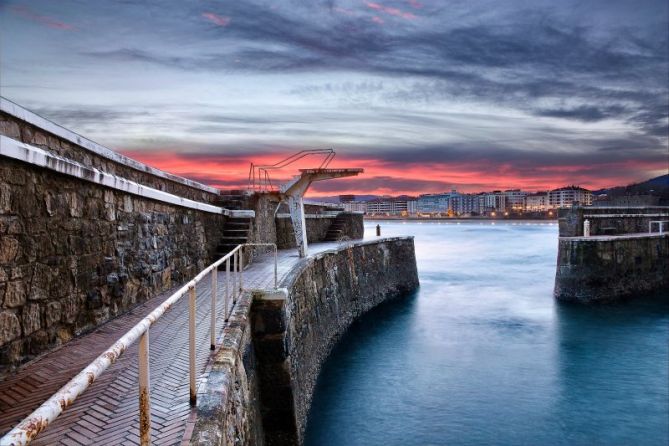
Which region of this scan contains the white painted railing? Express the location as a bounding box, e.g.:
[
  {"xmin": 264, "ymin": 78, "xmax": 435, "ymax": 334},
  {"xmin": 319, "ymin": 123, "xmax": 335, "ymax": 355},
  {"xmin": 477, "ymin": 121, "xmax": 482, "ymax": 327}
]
[
  {"xmin": 0, "ymin": 243, "xmax": 277, "ymax": 446},
  {"xmin": 649, "ymin": 220, "xmax": 669, "ymax": 234}
]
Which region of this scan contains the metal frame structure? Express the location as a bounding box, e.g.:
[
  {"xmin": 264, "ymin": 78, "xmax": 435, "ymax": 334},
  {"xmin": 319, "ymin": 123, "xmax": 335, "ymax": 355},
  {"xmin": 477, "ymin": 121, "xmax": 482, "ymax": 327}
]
[
  {"xmin": 1, "ymin": 243, "xmax": 278, "ymax": 446},
  {"xmin": 248, "ymin": 148, "xmax": 335, "ymax": 192}
]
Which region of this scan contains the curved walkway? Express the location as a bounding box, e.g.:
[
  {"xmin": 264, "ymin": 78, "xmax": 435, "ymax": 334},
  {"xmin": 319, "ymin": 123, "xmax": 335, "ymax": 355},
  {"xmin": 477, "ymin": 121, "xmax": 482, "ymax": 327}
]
[{"xmin": 0, "ymin": 243, "xmax": 339, "ymax": 445}]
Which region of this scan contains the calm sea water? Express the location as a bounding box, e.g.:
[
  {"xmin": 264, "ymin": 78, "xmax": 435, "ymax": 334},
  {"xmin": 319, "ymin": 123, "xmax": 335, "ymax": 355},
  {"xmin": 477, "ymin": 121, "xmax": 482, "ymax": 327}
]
[{"xmin": 304, "ymin": 221, "xmax": 669, "ymax": 446}]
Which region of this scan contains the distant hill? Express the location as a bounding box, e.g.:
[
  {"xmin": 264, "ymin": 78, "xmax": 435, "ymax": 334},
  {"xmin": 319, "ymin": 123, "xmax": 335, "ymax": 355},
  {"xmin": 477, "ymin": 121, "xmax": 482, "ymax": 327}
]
[
  {"xmin": 305, "ymin": 194, "xmax": 380, "ymax": 203},
  {"xmin": 593, "ymin": 174, "xmax": 669, "ymax": 206},
  {"xmin": 594, "ymin": 174, "xmax": 669, "ymax": 196}
]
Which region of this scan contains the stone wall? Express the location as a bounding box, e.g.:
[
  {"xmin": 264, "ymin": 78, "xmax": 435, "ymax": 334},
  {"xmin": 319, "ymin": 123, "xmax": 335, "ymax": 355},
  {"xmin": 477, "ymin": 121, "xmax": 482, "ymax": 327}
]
[
  {"xmin": 247, "ymin": 193, "xmax": 363, "ymax": 249},
  {"xmin": 554, "ymin": 234, "xmax": 669, "ymax": 303},
  {"xmin": 333, "ymin": 212, "xmax": 364, "ymax": 241},
  {"xmin": 275, "ymin": 216, "xmax": 332, "ymax": 249},
  {"xmin": 189, "ymin": 290, "xmax": 265, "ymax": 446},
  {"xmin": 0, "ymin": 110, "xmax": 219, "ymax": 203},
  {"xmin": 558, "ymin": 206, "xmax": 669, "ymax": 236},
  {"xmin": 275, "ymin": 213, "xmax": 364, "ymax": 249},
  {"xmin": 0, "ymin": 161, "xmax": 225, "ymax": 377},
  {"xmin": 189, "ymin": 238, "xmax": 419, "ymax": 445},
  {"xmin": 257, "ymin": 237, "xmax": 418, "ymax": 444}
]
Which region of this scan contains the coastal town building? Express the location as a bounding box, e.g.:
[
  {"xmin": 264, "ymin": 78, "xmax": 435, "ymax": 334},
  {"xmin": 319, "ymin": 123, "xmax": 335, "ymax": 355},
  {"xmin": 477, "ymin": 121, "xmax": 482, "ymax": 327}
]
[
  {"xmin": 526, "ymin": 192, "xmax": 550, "ymax": 211},
  {"xmin": 417, "ymin": 192, "xmax": 452, "ymax": 213},
  {"xmin": 350, "ymin": 185, "xmax": 592, "ymax": 215},
  {"xmin": 504, "ymin": 189, "xmax": 528, "ymax": 211},
  {"xmin": 549, "ymin": 186, "xmax": 593, "ymax": 208},
  {"xmin": 343, "ymin": 200, "xmax": 368, "ymax": 213},
  {"xmin": 366, "ymin": 196, "xmax": 417, "ymax": 215},
  {"xmin": 480, "ymin": 192, "xmax": 507, "ymax": 214},
  {"xmin": 451, "ymin": 193, "xmax": 481, "ymax": 215}
]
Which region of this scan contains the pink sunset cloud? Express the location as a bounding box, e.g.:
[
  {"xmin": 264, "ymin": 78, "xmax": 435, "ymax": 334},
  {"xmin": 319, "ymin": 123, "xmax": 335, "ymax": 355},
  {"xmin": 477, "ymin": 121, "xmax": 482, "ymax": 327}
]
[
  {"xmin": 365, "ymin": 1, "xmax": 416, "ymax": 20},
  {"xmin": 202, "ymin": 12, "xmax": 231, "ymax": 27},
  {"xmin": 11, "ymin": 5, "xmax": 75, "ymax": 30}
]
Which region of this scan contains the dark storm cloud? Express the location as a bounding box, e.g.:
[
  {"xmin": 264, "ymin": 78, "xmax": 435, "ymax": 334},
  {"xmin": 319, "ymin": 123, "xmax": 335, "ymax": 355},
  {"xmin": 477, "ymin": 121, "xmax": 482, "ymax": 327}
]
[
  {"xmin": 3, "ymin": 0, "xmax": 667, "ymax": 192},
  {"xmin": 349, "ymin": 138, "xmax": 668, "ymax": 167},
  {"xmin": 309, "ymin": 176, "xmax": 455, "ymax": 194},
  {"xmin": 80, "ymin": 0, "xmax": 668, "ymax": 139},
  {"xmin": 534, "ymin": 106, "xmax": 628, "ymax": 123}
]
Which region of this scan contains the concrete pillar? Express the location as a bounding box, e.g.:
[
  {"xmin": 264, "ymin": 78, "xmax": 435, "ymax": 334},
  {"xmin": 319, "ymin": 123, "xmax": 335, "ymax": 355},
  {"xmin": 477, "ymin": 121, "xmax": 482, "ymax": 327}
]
[
  {"xmin": 584, "ymin": 219, "xmax": 591, "ymax": 237},
  {"xmin": 288, "ymin": 194, "xmax": 308, "ymax": 257}
]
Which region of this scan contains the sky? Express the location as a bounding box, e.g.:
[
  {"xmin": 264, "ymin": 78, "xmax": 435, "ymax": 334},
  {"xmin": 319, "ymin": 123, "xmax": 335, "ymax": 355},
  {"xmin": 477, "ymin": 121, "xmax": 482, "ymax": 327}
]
[{"xmin": 1, "ymin": 0, "xmax": 668, "ymax": 196}]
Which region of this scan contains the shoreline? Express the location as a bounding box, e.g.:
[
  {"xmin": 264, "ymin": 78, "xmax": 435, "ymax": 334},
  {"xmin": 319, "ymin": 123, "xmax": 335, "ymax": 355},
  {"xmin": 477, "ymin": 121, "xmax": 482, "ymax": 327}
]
[{"xmin": 364, "ymin": 216, "xmax": 558, "ymax": 222}]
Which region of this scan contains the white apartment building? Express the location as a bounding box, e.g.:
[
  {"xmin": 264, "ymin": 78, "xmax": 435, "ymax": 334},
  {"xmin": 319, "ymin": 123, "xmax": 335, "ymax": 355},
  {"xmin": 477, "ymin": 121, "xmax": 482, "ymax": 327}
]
[
  {"xmin": 549, "ymin": 186, "xmax": 593, "ymax": 208},
  {"xmin": 366, "ymin": 196, "xmax": 417, "ymax": 215},
  {"xmin": 480, "ymin": 192, "xmax": 507, "ymax": 213},
  {"xmin": 525, "ymin": 192, "xmax": 550, "ymax": 211},
  {"xmin": 504, "ymin": 189, "xmax": 528, "ymax": 211},
  {"xmin": 417, "ymin": 193, "xmax": 452, "ymax": 213},
  {"xmin": 343, "ymin": 201, "xmax": 368, "ymax": 213}
]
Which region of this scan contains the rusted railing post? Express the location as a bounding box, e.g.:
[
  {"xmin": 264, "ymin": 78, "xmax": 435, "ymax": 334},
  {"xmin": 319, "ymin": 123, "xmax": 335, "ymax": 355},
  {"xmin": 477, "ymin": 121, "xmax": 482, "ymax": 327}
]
[
  {"xmin": 239, "ymin": 247, "xmax": 244, "ymax": 292},
  {"xmin": 138, "ymin": 330, "xmax": 151, "ymax": 446},
  {"xmin": 210, "ymin": 269, "xmax": 217, "ymax": 350},
  {"xmin": 225, "ymin": 257, "xmax": 230, "ymax": 322},
  {"xmin": 188, "ymin": 285, "xmax": 196, "ymax": 405},
  {"xmin": 232, "ymin": 251, "xmax": 237, "ymax": 304}
]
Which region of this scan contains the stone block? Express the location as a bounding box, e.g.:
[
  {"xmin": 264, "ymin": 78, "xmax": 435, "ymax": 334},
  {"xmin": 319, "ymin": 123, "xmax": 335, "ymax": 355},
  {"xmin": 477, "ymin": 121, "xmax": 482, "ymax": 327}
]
[
  {"xmin": 45, "ymin": 301, "xmax": 62, "ymax": 327},
  {"xmin": 61, "ymin": 296, "xmax": 78, "ymax": 324},
  {"xmin": 67, "ymin": 192, "xmax": 83, "ymax": 218},
  {"xmin": 0, "ymin": 120, "xmax": 21, "ymax": 139},
  {"xmin": 20, "ymin": 125, "xmax": 33, "ymax": 143},
  {"xmin": 30, "ymin": 263, "xmax": 53, "ymax": 301},
  {"xmin": 0, "ymin": 237, "xmax": 19, "ymax": 264},
  {"xmin": 32, "ymin": 131, "xmax": 47, "ymax": 146},
  {"xmin": 22, "ymin": 303, "xmax": 41, "ymax": 335},
  {"xmin": 4, "ymin": 281, "xmax": 26, "ymax": 308},
  {"xmin": 0, "ymin": 184, "xmax": 11, "ymax": 214},
  {"xmin": 0, "ymin": 311, "xmax": 21, "ymax": 346}
]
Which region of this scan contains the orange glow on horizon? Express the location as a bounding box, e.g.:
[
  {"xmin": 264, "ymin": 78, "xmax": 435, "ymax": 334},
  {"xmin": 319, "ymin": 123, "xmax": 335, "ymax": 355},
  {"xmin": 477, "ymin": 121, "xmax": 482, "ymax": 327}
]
[{"xmin": 120, "ymin": 149, "xmax": 665, "ymax": 197}]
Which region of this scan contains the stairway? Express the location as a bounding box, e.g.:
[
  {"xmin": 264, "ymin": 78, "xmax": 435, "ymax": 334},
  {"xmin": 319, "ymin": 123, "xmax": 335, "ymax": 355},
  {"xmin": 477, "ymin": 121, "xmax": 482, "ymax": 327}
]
[
  {"xmin": 323, "ymin": 213, "xmax": 348, "ymax": 242},
  {"xmin": 216, "ymin": 217, "xmax": 253, "ymax": 258},
  {"xmin": 215, "ymin": 189, "xmax": 248, "ymax": 210}
]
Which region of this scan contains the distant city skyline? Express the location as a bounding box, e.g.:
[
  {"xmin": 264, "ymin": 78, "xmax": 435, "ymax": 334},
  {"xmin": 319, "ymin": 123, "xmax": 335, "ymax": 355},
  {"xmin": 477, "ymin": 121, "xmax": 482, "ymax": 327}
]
[{"xmin": 1, "ymin": 0, "xmax": 667, "ymax": 196}]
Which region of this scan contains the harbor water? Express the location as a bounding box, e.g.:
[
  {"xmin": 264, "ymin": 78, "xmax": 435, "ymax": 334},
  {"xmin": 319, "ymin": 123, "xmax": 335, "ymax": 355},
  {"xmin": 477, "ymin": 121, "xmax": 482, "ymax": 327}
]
[{"xmin": 304, "ymin": 221, "xmax": 669, "ymax": 446}]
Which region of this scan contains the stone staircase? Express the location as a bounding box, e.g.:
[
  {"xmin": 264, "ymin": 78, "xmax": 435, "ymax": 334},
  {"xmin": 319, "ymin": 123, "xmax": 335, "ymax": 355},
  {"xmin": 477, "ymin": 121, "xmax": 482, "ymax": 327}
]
[
  {"xmin": 216, "ymin": 217, "xmax": 253, "ymax": 258},
  {"xmin": 324, "ymin": 213, "xmax": 348, "ymax": 242},
  {"xmin": 215, "ymin": 190, "xmax": 254, "ymax": 258},
  {"xmin": 216, "ymin": 189, "xmax": 247, "ymax": 210}
]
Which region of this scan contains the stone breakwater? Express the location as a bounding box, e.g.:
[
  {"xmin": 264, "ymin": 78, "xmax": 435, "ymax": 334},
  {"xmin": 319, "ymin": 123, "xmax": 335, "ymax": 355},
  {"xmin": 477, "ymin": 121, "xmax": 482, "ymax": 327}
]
[
  {"xmin": 554, "ymin": 206, "xmax": 669, "ymax": 303},
  {"xmin": 190, "ymin": 237, "xmax": 419, "ymax": 445},
  {"xmin": 554, "ymin": 233, "xmax": 669, "ymax": 303}
]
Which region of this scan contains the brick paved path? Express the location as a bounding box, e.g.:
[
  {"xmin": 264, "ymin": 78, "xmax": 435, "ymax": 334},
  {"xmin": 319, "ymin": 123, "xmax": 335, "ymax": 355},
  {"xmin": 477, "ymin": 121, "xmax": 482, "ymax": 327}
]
[{"xmin": 0, "ymin": 243, "xmax": 339, "ymax": 445}]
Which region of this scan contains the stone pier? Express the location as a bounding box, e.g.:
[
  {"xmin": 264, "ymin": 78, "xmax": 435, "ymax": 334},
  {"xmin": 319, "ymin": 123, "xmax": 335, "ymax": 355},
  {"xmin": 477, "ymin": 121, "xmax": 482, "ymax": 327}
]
[
  {"xmin": 554, "ymin": 206, "xmax": 669, "ymax": 303},
  {"xmin": 190, "ymin": 237, "xmax": 419, "ymax": 445}
]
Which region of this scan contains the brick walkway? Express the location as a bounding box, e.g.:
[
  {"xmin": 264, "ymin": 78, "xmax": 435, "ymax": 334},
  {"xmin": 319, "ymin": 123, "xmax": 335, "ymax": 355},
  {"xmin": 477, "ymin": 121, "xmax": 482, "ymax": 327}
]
[{"xmin": 0, "ymin": 243, "xmax": 339, "ymax": 445}]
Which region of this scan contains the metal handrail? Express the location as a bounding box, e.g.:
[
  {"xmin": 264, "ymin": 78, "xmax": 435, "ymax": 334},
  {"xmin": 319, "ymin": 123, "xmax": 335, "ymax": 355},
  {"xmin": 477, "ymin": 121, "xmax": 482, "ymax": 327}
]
[
  {"xmin": 1, "ymin": 243, "xmax": 278, "ymax": 446},
  {"xmin": 248, "ymin": 148, "xmax": 335, "ymax": 191}
]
